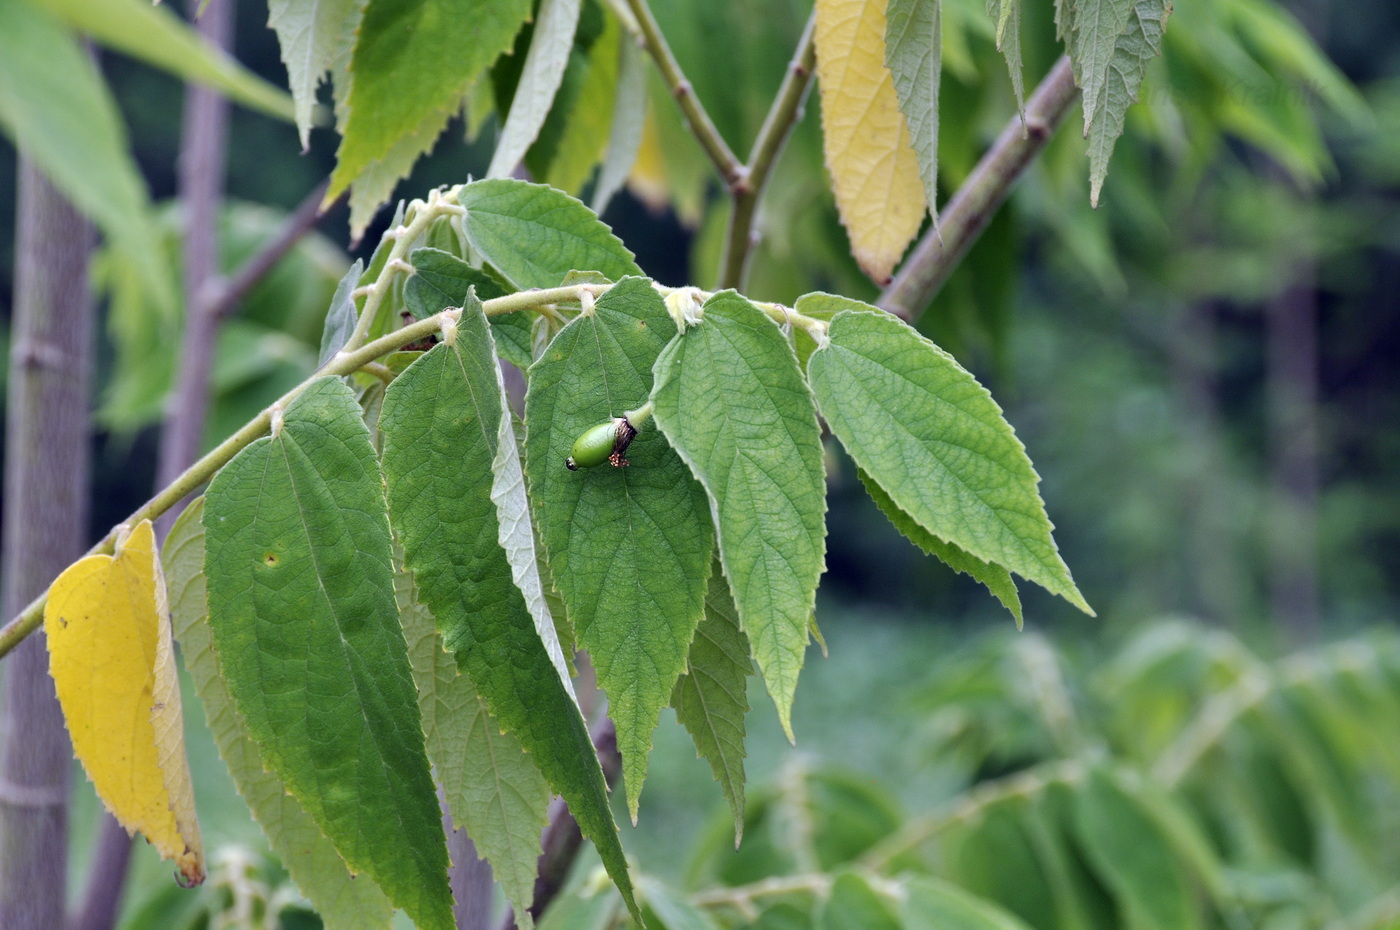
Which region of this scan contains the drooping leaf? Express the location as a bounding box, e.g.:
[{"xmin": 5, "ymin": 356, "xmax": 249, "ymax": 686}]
[
  {"xmin": 857, "ymin": 468, "xmax": 1022, "ymax": 626},
  {"xmin": 671, "ymin": 565, "xmax": 753, "ymax": 842},
  {"xmin": 806, "ymin": 307, "xmax": 1090, "ymax": 613},
  {"xmin": 885, "ymin": 0, "xmax": 942, "ymax": 221},
  {"xmin": 651, "ymin": 291, "xmax": 827, "ymax": 739},
  {"xmin": 329, "ymin": 0, "xmax": 532, "ymax": 205},
  {"xmin": 1056, "ymin": 0, "xmax": 1171, "ymax": 205},
  {"xmin": 901, "ymin": 875, "xmax": 1037, "ymax": 930},
  {"xmin": 813, "ymin": 0, "xmax": 926, "ymax": 284},
  {"xmin": 488, "ymin": 0, "xmax": 582, "ymax": 179},
  {"xmin": 524, "ymin": 276, "xmax": 713, "ymax": 819},
  {"xmin": 398, "ymin": 552, "xmax": 549, "ymax": 930},
  {"xmin": 592, "ymin": 34, "xmax": 647, "ymax": 215},
  {"xmin": 819, "ymin": 872, "xmax": 902, "ymax": 930},
  {"xmin": 267, "ymin": 0, "xmax": 366, "ymax": 148},
  {"xmin": 35, "ymin": 0, "xmax": 293, "ymax": 121},
  {"xmin": 317, "ymin": 258, "xmax": 363, "ymax": 367},
  {"xmin": 45, "ymin": 519, "xmax": 204, "ymax": 886},
  {"xmin": 1071, "ymin": 766, "xmax": 1202, "ymax": 930},
  {"xmin": 457, "ymin": 178, "xmax": 641, "ymax": 289},
  {"xmin": 0, "ymin": 0, "xmax": 175, "ymax": 316},
  {"xmin": 537, "ymin": 10, "xmax": 621, "ymax": 195},
  {"xmin": 378, "ymin": 296, "xmax": 641, "ymax": 922},
  {"xmin": 985, "ymin": 0, "xmax": 1025, "ymax": 113},
  {"xmin": 203, "ymin": 377, "xmax": 453, "ymax": 930},
  {"xmin": 165, "ymin": 499, "xmax": 394, "ymax": 930}
]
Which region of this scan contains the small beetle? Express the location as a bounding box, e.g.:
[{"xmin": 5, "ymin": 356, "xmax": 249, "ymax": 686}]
[{"xmin": 566, "ymin": 417, "xmax": 638, "ymax": 470}]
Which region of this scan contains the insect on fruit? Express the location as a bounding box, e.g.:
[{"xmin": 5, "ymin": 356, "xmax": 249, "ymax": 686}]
[{"xmin": 566, "ymin": 417, "xmax": 638, "ymax": 470}]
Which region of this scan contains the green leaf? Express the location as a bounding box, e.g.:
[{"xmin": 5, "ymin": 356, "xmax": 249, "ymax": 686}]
[
  {"xmin": 318, "ymin": 258, "xmax": 363, "ymax": 367},
  {"xmin": 35, "ymin": 0, "xmax": 293, "ymax": 121},
  {"xmin": 538, "ymin": 10, "xmax": 620, "ymax": 195},
  {"xmin": 1056, "ymin": 0, "xmax": 1171, "ymax": 205},
  {"xmin": 378, "ymin": 296, "xmax": 641, "ymax": 923},
  {"xmin": 885, "ymin": 0, "xmax": 942, "ymax": 220},
  {"xmin": 202, "ymin": 377, "xmax": 453, "ymax": 930},
  {"xmin": 0, "ymin": 0, "xmax": 175, "ymax": 317},
  {"xmin": 267, "ymin": 0, "xmax": 366, "ymax": 148},
  {"xmin": 792, "ymin": 292, "xmax": 884, "ymax": 371},
  {"xmin": 1071, "ymin": 766, "xmax": 1202, "ymax": 930},
  {"xmin": 165, "ymin": 498, "xmax": 394, "ymax": 930},
  {"xmin": 807, "ymin": 307, "xmax": 1090, "ymax": 614},
  {"xmin": 524, "ymin": 277, "xmax": 713, "ymax": 819},
  {"xmin": 901, "ymin": 875, "xmax": 1036, "ymax": 930},
  {"xmin": 329, "ymin": 0, "xmax": 531, "ymax": 202},
  {"xmin": 404, "ymin": 247, "xmax": 510, "ymax": 316},
  {"xmin": 820, "ymin": 872, "xmax": 902, "ymax": 930},
  {"xmin": 651, "ymin": 291, "xmax": 827, "ymax": 739},
  {"xmin": 487, "ymin": 0, "xmax": 582, "ymax": 179},
  {"xmin": 857, "ymin": 468, "xmax": 1022, "ymax": 626},
  {"xmin": 591, "ymin": 34, "xmax": 647, "ymax": 215},
  {"xmin": 671, "ymin": 565, "xmax": 752, "ymax": 843},
  {"xmin": 343, "ymin": 106, "xmax": 446, "ymax": 239},
  {"xmin": 398, "ymin": 552, "xmax": 549, "ymax": 930},
  {"xmin": 457, "ymin": 178, "xmax": 641, "ymax": 289},
  {"xmin": 984, "ymin": 0, "xmax": 1025, "ymax": 113}
]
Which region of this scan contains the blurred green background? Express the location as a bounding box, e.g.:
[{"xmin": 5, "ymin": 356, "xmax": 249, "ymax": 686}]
[{"xmin": 4, "ymin": 0, "xmax": 1400, "ymax": 926}]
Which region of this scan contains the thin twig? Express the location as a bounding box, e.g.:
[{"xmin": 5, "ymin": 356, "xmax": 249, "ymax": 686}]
[
  {"xmin": 210, "ymin": 179, "xmax": 336, "ymax": 322},
  {"xmin": 878, "ymin": 56, "xmax": 1080, "ymax": 322},
  {"xmin": 718, "ymin": 12, "xmax": 817, "ymax": 290},
  {"xmin": 623, "ymin": 0, "xmax": 744, "ymax": 189},
  {"xmin": 0, "ymin": 283, "xmax": 610, "ymax": 660}
]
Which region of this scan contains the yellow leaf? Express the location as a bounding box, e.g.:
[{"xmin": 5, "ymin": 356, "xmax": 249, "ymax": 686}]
[
  {"xmin": 814, "ymin": 0, "xmax": 927, "ymax": 284},
  {"xmin": 46, "ymin": 519, "xmax": 204, "ymax": 886}
]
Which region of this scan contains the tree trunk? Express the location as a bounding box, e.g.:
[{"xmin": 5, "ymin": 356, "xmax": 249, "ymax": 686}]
[{"xmin": 0, "ymin": 158, "xmax": 95, "ymax": 929}]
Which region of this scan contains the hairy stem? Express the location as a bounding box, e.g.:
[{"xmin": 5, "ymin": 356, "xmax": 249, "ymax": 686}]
[
  {"xmin": 878, "ymin": 56, "xmax": 1079, "ymax": 321},
  {"xmin": 0, "ymin": 283, "xmax": 611, "ymax": 660},
  {"xmin": 718, "ymin": 12, "xmax": 817, "ymax": 290}
]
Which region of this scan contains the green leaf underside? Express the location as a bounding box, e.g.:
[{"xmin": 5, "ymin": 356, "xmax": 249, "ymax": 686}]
[
  {"xmin": 488, "ymin": 0, "xmax": 582, "ymax": 179},
  {"xmin": 267, "ymin": 0, "xmax": 365, "ymax": 148},
  {"xmin": 1072, "ymin": 767, "xmax": 1202, "ymax": 930},
  {"xmin": 885, "ymin": 0, "xmax": 942, "ymax": 220},
  {"xmin": 330, "ymin": 0, "xmax": 531, "ymax": 202},
  {"xmin": 807, "ymin": 309, "xmax": 1090, "ymax": 614},
  {"xmin": 984, "ymin": 0, "xmax": 1026, "ymax": 113},
  {"xmin": 1057, "ymin": 0, "xmax": 1171, "ymax": 205},
  {"xmin": 318, "ymin": 258, "xmax": 364, "ymax": 367},
  {"xmin": 591, "ymin": 35, "xmax": 647, "ymax": 215},
  {"xmin": 856, "ymin": 468, "xmax": 1022, "ymax": 626},
  {"xmin": 524, "ymin": 276, "xmax": 713, "ymax": 819},
  {"xmin": 343, "ymin": 105, "xmax": 446, "ymax": 239},
  {"xmin": 651, "ymin": 291, "xmax": 827, "ymax": 739},
  {"xmin": 0, "ymin": 0, "xmax": 175, "ymax": 317},
  {"xmin": 378, "ymin": 298, "xmax": 640, "ymax": 922},
  {"xmin": 457, "ymin": 178, "xmax": 641, "ymax": 289},
  {"xmin": 538, "ymin": 10, "xmax": 620, "ymax": 195},
  {"xmin": 166, "ymin": 499, "xmax": 394, "ymax": 930},
  {"xmin": 670, "ymin": 565, "xmax": 753, "ymax": 842},
  {"xmin": 202, "ymin": 378, "xmax": 452, "ymax": 930},
  {"xmin": 398, "ymin": 553, "xmax": 548, "ymax": 930}
]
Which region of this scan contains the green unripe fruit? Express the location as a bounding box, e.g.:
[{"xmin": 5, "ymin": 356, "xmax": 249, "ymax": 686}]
[{"xmin": 566, "ymin": 417, "xmax": 638, "ymax": 470}]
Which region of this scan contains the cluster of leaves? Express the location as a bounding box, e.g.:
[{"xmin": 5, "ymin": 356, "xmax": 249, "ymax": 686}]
[
  {"xmin": 41, "ymin": 177, "xmax": 1089, "ymax": 928},
  {"xmin": 526, "ymin": 621, "xmax": 1400, "ymax": 930}
]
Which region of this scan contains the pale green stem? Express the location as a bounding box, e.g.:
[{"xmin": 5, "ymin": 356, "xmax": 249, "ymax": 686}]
[{"xmin": 622, "ymin": 399, "xmax": 653, "ymax": 427}]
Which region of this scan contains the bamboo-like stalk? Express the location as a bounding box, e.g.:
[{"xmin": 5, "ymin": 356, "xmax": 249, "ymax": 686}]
[{"xmin": 0, "ymin": 157, "xmax": 94, "ymax": 930}]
